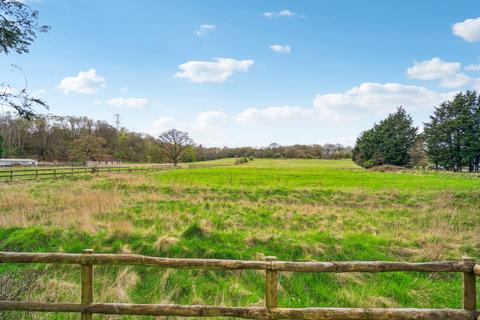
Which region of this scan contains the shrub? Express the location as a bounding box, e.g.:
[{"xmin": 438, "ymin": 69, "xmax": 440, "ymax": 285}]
[
  {"xmin": 234, "ymin": 158, "xmax": 249, "ymax": 165},
  {"xmin": 369, "ymin": 165, "xmax": 407, "ymax": 172}
]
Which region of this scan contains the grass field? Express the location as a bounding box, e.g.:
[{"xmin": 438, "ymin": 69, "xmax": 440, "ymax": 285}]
[{"xmin": 0, "ymin": 158, "xmax": 479, "ymax": 319}]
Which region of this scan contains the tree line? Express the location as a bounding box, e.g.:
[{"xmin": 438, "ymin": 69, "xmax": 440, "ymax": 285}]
[
  {"xmin": 0, "ymin": 113, "xmax": 352, "ymax": 164},
  {"xmin": 195, "ymin": 143, "xmax": 352, "ymax": 161},
  {"xmin": 353, "ymin": 91, "xmax": 480, "ymax": 172}
]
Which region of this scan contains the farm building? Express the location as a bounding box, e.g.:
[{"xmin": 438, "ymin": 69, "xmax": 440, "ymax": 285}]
[{"xmin": 0, "ymin": 158, "xmax": 38, "ymax": 167}]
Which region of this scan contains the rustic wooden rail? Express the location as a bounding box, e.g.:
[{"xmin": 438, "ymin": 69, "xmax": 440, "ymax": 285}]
[
  {"xmin": 0, "ymin": 165, "xmax": 175, "ymax": 182},
  {"xmin": 0, "ymin": 251, "xmax": 478, "ymax": 319},
  {"xmin": 0, "ymin": 162, "xmax": 241, "ymax": 182}
]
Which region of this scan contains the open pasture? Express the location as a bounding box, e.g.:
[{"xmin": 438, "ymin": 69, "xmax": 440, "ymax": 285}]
[{"xmin": 0, "ymin": 159, "xmax": 479, "ymax": 319}]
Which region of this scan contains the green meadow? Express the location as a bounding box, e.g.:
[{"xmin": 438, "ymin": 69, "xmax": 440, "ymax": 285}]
[{"xmin": 0, "ymin": 159, "xmax": 479, "ymax": 319}]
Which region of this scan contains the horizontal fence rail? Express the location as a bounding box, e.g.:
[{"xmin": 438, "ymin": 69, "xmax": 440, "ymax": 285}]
[
  {"xmin": 0, "ymin": 251, "xmax": 478, "ymax": 319},
  {"xmin": 0, "ymin": 302, "xmax": 475, "ymax": 320},
  {"xmin": 0, "ymin": 165, "xmax": 174, "ymax": 182},
  {"xmin": 0, "ymin": 162, "xmax": 241, "ymax": 182},
  {"xmin": 0, "ymin": 252, "xmax": 474, "ymax": 273}
]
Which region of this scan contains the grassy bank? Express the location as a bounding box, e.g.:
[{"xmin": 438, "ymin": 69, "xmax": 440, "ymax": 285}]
[{"xmin": 0, "ymin": 159, "xmax": 479, "ymax": 319}]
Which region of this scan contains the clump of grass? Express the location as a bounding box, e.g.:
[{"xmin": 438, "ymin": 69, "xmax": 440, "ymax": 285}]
[{"xmin": 182, "ymin": 222, "xmax": 209, "ymax": 239}]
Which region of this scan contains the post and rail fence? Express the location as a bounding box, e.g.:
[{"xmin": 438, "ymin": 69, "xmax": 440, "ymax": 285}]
[
  {"xmin": 0, "ymin": 250, "xmax": 478, "ymax": 319},
  {"xmin": 0, "ymin": 162, "xmax": 240, "ymax": 182},
  {"xmin": 0, "ymin": 165, "xmax": 175, "ymax": 182}
]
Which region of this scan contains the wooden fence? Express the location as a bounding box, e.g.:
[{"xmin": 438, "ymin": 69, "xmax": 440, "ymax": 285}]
[
  {"xmin": 0, "ymin": 251, "xmax": 478, "ymax": 319},
  {"xmin": 0, "ymin": 162, "xmax": 242, "ymax": 182},
  {"xmin": 0, "ymin": 164, "xmax": 175, "ymax": 182}
]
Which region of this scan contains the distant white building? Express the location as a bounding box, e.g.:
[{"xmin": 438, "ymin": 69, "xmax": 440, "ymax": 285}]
[{"xmin": 0, "ymin": 159, "xmax": 38, "ymax": 167}]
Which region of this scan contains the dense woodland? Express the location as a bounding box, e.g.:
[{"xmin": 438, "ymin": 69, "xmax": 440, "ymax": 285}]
[
  {"xmin": 0, "ymin": 113, "xmax": 352, "ymax": 163},
  {"xmin": 353, "ymin": 91, "xmax": 480, "ymax": 172}
]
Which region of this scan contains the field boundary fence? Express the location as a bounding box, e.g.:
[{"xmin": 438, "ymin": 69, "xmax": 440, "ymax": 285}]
[
  {"xmin": 0, "ymin": 162, "xmax": 242, "ymax": 182},
  {"xmin": 0, "ymin": 251, "xmax": 478, "ymax": 319}
]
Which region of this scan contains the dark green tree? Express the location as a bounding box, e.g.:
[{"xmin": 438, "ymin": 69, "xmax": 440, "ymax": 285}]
[
  {"xmin": 424, "ymin": 91, "xmax": 480, "ymax": 172},
  {"xmin": 0, "ymin": 134, "xmax": 4, "ymax": 157},
  {"xmin": 353, "ymin": 107, "xmax": 417, "ymax": 168},
  {"xmin": 1, "ymin": 0, "xmax": 49, "ymax": 118}
]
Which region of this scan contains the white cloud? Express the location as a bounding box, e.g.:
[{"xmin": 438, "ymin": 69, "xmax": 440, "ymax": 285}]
[
  {"xmin": 235, "ymin": 82, "xmax": 454, "ymax": 126},
  {"xmin": 195, "ymin": 111, "xmax": 228, "ymax": 129},
  {"xmin": 151, "ymin": 117, "xmax": 177, "ymax": 132},
  {"xmin": 57, "ymin": 69, "xmax": 105, "ymax": 94},
  {"xmin": 313, "ymin": 82, "xmax": 455, "ymax": 120},
  {"xmin": 148, "ymin": 111, "xmax": 229, "ymax": 145},
  {"xmin": 270, "ymin": 44, "xmax": 291, "ymax": 54},
  {"xmin": 236, "ymin": 106, "xmax": 312, "ymax": 124},
  {"xmin": 141, "ymin": 82, "xmax": 457, "ymax": 146},
  {"xmin": 175, "ymin": 58, "xmax": 254, "ymax": 83},
  {"xmin": 452, "ymin": 17, "xmax": 480, "ymax": 42},
  {"xmin": 439, "ymin": 73, "xmax": 471, "ymax": 88},
  {"xmin": 407, "ymin": 58, "xmax": 460, "ymax": 80},
  {"xmin": 34, "ymin": 89, "xmax": 46, "ymax": 96},
  {"xmin": 264, "ymin": 9, "xmax": 296, "ymax": 18},
  {"xmin": 107, "ymin": 97, "xmax": 148, "ymax": 108},
  {"xmin": 195, "ymin": 24, "xmax": 216, "ymax": 36},
  {"xmin": 466, "ymin": 64, "xmax": 480, "ymax": 71}
]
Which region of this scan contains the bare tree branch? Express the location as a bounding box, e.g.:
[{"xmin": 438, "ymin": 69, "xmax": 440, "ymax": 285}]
[{"xmin": 158, "ymin": 129, "xmax": 193, "ymax": 166}]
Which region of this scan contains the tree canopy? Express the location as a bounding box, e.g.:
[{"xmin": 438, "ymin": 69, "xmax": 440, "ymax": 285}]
[
  {"xmin": 353, "ymin": 107, "xmax": 417, "ymax": 168},
  {"xmin": 423, "ymin": 91, "xmax": 480, "ymax": 172},
  {"xmin": 158, "ymin": 129, "xmax": 194, "ymax": 166},
  {"xmin": 1, "ymin": 0, "xmax": 49, "ymax": 119}
]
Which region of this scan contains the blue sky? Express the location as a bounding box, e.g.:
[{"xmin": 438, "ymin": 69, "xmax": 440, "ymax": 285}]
[{"xmin": 2, "ymin": 0, "xmax": 480, "ymax": 146}]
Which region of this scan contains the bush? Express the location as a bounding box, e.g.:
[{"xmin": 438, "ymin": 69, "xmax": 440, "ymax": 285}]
[
  {"xmin": 234, "ymin": 158, "xmax": 249, "ymax": 165},
  {"xmin": 369, "ymin": 165, "xmax": 407, "ymax": 172},
  {"xmin": 362, "ymin": 159, "xmax": 376, "ymax": 169}
]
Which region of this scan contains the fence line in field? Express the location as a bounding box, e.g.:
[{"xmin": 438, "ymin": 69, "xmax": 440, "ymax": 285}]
[
  {"xmin": 0, "ymin": 162, "xmax": 240, "ymax": 182},
  {"xmin": 0, "ymin": 250, "xmax": 477, "ymax": 319},
  {"xmin": 0, "ymin": 165, "xmax": 173, "ymax": 182}
]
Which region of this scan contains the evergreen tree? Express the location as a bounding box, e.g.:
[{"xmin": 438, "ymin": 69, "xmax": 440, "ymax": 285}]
[
  {"xmin": 353, "ymin": 107, "xmax": 417, "ymax": 168},
  {"xmin": 424, "ymin": 91, "xmax": 480, "ymax": 172}
]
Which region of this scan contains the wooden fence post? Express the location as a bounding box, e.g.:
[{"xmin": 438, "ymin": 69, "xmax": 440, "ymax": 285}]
[
  {"xmin": 462, "ymin": 256, "xmax": 476, "ymax": 311},
  {"xmin": 462, "ymin": 257, "xmax": 477, "ymax": 310},
  {"xmin": 265, "ymin": 256, "xmax": 278, "ymax": 308},
  {"xmin": 81, "ymin": 249, "xmax": 94, "ymax": 320},
  {"xmin": 10, "ymin": 169, "xmax": 13, "ymax": 182}
]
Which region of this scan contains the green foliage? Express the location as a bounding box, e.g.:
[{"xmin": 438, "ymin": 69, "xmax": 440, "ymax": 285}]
[
  {"xmin": 0, "ymin": 0, "xmax": 49, "ymax": 55},
  {"xmin": 0, "ymin": 114, "xmax": 167, "ymax": 162},
  {"xmin": 424, "ymin": 91, "xmax": 480, "ymax": 172},
  {"xmin": 234, "ymin": 157, "xmax": 249, "ymax": 165},
  {"xmin": 0, "ymin": 134, "xmax": 4, "ymax": 157},
  {"xmin": 1, "ymin": 1, "xmax": 49, "ymax": 119},
  {"xmin": 158, "ymin": 129, "xmax": 194, "ymax": 165},
  {"xmin": 69, "ymin": 134, "xmax": 106, "ymax": 163},
  {"xmin": 353, "ymin": 107, "xmax": 417, "ymax": 168}
]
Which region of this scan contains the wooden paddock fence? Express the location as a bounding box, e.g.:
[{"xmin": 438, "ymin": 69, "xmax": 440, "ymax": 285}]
[
  {"xmin": 0, "ymin": 162, "xmax": 239, "ymax": 182},
  {"xmin": 0, "ymin": 165, "xmax": 176, "ymax": 182},
  {"xmin": 0, "ymin": 251, "xmax": 478, "ymax": 319}
]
